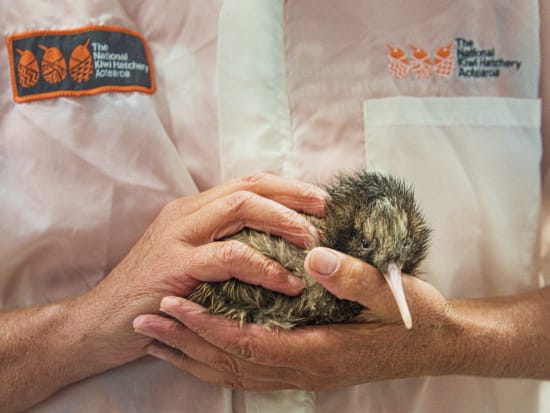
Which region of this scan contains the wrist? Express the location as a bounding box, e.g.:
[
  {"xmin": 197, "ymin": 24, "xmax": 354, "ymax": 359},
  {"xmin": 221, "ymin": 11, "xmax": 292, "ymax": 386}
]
[
  {"xmin": 43, "ymin": 299, "xmax": 108, "ymax": 383},
  {"xmin": 0, "ymin": 298, "xmax": 118, "ymax": 412},
  {"xmin": 71, "ymin": 283, "xmax": 155, "ymax": 370},
  {"xmin": 432, "ymin": 295, "xmax": 535, "ymax": 378}
]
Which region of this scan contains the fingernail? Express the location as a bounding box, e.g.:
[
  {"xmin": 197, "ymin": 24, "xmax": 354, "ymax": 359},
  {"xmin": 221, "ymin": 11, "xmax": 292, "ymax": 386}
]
[
  {"xmin": 308, "ymin": 225, "xmax": 320, "ymax": 243},
  {"xmin": 308, "ymin": 185, "xmax": 329, "ymax": 200},
  {"xmin": 317, "ymin": 189, "xmax": 330, "ymax": 200},
  {"xmin": 288, "ymin": 275, "xmax": 305, "ymax": 290},
  {"xmin": 308, "ymin": 248, "xmax": 339, "ymax": 276},
  {"xmin": 132, "ymin": 315, "xmax": 147, "ymax": 332},
  {"xmin": 160, "ymin": 296, "xmax": 181, "ymax": 312}
]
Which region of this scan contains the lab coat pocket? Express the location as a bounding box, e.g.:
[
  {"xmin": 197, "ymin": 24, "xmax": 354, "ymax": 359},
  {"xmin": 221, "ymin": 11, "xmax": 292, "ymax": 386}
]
[{"xmin": 363, "ymin": 97, "xmax": 542, "ymax": 298}]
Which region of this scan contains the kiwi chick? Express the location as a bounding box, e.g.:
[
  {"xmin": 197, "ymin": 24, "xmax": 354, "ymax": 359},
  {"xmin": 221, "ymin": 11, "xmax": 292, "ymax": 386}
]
[{"xmin": 187, "ymin": 171, "xmax": 431, "ymax": 329}]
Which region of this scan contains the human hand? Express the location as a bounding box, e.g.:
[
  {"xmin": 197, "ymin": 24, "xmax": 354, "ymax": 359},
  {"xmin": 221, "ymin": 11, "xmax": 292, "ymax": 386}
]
[
  {"xmin": 133, "ymin": 247, "xmax": 457, "ymax": 390},
  {"xmin": 77, "ymin": 173, "xmax": 327, "ymax": 366}
]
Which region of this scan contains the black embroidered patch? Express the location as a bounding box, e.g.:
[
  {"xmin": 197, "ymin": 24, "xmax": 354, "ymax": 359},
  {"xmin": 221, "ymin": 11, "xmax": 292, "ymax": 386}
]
[{"xmin": 8, "ymin": 24, "xmax": 156, "ymax": 103}]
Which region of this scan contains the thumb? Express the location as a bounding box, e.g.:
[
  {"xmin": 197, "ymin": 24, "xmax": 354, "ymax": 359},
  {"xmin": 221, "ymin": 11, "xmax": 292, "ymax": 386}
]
[
  {"xmin": 305, "ymin": 248, "xmax": 447, "ymax": 330},
  {"xmin": 304, "ymin": 247, "xmax": 384, "ymax": 307}
]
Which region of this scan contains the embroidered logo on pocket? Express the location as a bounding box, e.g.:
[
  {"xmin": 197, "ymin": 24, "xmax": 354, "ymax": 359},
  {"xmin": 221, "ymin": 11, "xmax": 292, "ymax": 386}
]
[
  {"xmin": 8, "ymin": 25, "xmax": 156, "ymax": 103},
  {"xmin": 386, "ymin": 38, "xmax": 521, "ymax": 81}
]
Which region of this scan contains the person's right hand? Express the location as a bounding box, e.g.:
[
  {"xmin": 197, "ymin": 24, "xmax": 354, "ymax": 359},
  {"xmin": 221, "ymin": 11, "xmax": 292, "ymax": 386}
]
[{"xmin": 75, "ymin": 172, "xmax": 327, "ymax": 367}]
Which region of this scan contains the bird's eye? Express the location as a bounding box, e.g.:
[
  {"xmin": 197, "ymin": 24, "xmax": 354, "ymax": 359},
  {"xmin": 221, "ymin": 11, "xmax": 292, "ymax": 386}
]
[
  {"xmin": 402, "ymin": 239, "xmax": 408, "ymax": 249},
  {"xmin": 361, "ymin": 239, "xmax": 371, "ymax": 250}
]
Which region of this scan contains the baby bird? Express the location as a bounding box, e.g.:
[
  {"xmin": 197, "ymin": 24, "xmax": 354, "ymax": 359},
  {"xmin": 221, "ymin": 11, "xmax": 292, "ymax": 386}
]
[{"xmin": 188, "ymin": 171, "xmax": 431, "ymax": 329}]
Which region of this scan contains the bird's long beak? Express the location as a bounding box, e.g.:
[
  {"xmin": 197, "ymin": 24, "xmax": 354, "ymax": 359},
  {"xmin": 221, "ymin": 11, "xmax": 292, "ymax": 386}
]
[{"xmin": 382, "ymin": 263, "xmax": 412, "ymax": 329}]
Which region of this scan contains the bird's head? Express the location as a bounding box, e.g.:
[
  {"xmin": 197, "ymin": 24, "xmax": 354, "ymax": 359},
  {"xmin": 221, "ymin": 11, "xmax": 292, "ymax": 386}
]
[
  {"xmin": 322, "ymin": 172, "xmax": 431, "ymax": 329},
  {"xmin": 349, "ymin": 197, "xmax": 410, "ymax": 270}
]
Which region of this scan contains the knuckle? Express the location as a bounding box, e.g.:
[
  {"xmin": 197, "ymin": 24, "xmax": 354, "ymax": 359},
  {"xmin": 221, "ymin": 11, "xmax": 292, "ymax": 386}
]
[
  {"xmin": 280, "ymin": 208, "xmax": 306, "ymax": 229},
  {"xmin": 163, "ymin": 319, "xmax": 186, "ymax": 350},
  {"xmin": 258, "ymin": 257, "xmax": 286, "ymax": 283},
  {"xmin": 259, "ymin": 255, "xmax": 280, "ymax": 274},
  {"xmin": 326, "ymin": 258, "xmax": 369, "ymax": 301},
  {"xmin": 349, "ymin": 258, "xmax": 378, "ymax": 287},
  {"xmin": 212, "ymin": 354, "xmax": 243, "ymax": 377},
  {"xmin": 223, "ymin": 191, "xmax": 255, "ymax": 217},
  {"xmin": 300, "ymin": 184, "xmax": 323, "ymax": 202},
  {"xmin": 218, "ymin": 240, "xmax": 250, "ymax": 268},
  {"xmin": 237, "ymin": 172, "xmax": 271, "ymax": 189},
  {"xmin": 225, "ymin": 334, "xmax": 256, "ymax": 361}
]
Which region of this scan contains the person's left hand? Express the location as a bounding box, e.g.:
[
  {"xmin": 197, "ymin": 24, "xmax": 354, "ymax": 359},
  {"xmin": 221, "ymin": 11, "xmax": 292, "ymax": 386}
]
[{"xmin": 133, "ymin": 248, "xmax": 458, "ymax": 390}]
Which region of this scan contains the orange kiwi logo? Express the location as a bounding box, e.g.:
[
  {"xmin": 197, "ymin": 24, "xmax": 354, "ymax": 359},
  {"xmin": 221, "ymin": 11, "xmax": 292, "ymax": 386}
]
[
  {"xmin": 15, "ymin": 49, "xmax": 40, "ymax": 88},
  {"xmin": 69, "ymin": 39, "xmax": 93, "ymax": 83},
  {"xmin": 386, "ymin": 45, "xmax": 410, "ymax": 80},
  {"xmin": 38, "ymin": 45, "xmax": 67, "ymax": 83},
  {"xmin": 386, "ymin": 41, "xmax": 456, "ymax": 80},
  {"xmin": 408, "ymin": 44, "xmax": 432, "ymax": 80},
  {"xmin": 433, "ymin": 41, "xmax": 456, "ymax": 79}
]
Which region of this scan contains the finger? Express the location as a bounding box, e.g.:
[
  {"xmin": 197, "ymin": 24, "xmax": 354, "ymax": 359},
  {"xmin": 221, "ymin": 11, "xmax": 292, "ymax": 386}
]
[
  {"xmin": 168, "ymin": 172, "xmax": 327, "ymax": 218},
  {"xmin": 183, "ymin": 240, "xmax": 304, "ymax": 295},
  {"xmin": 146, "ymin": 299, "xmax": 389, "ymax": 386},
  {"xmin": 179, "ymin": 190, "xmax": 318, "ymax": 248},
  {"xmin": 154, "ymin": 297, "xmax": 322, "ymax": 367},
  {"xmin": 146, "ymin": 342, "xmax": 295, "ymax": 391},
  {"xmin": 134, "ymin": 314, "xmax": 298, "ymax": 389},
  {"xmin": 304, "ymin": 247, "xmax": 409, "ymax": 323}
]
